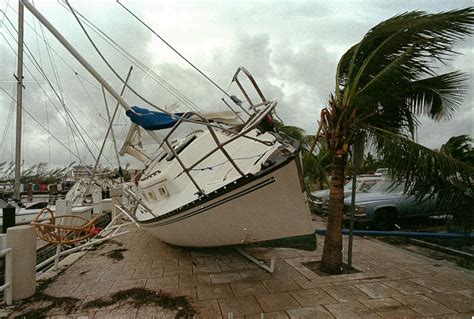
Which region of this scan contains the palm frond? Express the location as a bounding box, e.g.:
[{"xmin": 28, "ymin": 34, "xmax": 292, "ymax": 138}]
[
  {"xmin": 409, "ymin": 71, "xmax": 468, "ymax": 120},
  {"xmin": 367, "ymin": 126, "xmax": 473, "ymax": 207},
  {"xmin": 440, "ymin": 134, "xmax": 474, "ymax": 164},
  {"xmin": 277, "ymin": 124, "xmax": 307, "ymax": 146},
  {"xmin": 335, "ymin": 44, "xmax": 359, "ymax": 97},
  {"xmin": 339, "ymin": 7, "xmax": 473, "ymax": 121}
]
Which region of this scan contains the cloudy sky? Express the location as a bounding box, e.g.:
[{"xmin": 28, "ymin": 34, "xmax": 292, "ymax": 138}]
[{"xmin": 0, "ymin": 0, "xmax": 472, "ymax": 169}]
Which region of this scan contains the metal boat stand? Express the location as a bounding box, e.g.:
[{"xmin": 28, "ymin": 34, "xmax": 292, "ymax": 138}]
[{"xmin": 235, "ymin": 247, "xmax": 276, "ymax": 273}]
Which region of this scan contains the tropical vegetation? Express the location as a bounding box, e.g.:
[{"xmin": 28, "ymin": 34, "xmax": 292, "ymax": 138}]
[
  {"xmin": 276, "ymin": 122, "xmax": 332, "ymax": 190},
  {"xmin": 318, "ymin": 8, "xmax": 474, "ymax": 274}
]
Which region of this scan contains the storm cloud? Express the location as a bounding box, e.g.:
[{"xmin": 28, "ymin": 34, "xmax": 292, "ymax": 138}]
[{"xmin": 0, "ymin": 0, "xmax": 472, "ymax": 168}]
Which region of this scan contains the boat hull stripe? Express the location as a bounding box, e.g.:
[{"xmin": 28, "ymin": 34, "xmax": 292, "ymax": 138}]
[{"xmin": 141, "ymin": 177, "xmax": 275, "ymax": 227}]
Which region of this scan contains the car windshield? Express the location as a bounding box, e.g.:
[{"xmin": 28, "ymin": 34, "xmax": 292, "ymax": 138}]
[
  {"xmin": 368, "ymin": 180, "xmax": 405, "ymax": 193},
  {"xmin": 343, "ymin": 179, "xmax": 380, "ymax": 192},
  {"xmin": 343, "ymin": 180, "xmax": 361, "ymax": 191}
]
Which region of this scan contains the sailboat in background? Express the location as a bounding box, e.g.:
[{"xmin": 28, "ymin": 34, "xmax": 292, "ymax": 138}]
[
  {"xmin": 0, "ymin": 1, "xmax": 116, "ymax": 227},
  {"xmin": 17, "ymin": 0, "xmax": 316, "ymax": 251}
]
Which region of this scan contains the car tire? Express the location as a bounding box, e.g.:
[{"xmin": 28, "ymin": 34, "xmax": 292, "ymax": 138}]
[{"xmin": 373, "ymin": 208, "xmax": 397, "ymax": 231}]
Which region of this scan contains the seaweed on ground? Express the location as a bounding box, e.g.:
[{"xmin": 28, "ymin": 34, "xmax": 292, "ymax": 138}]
[
  {"xmin": 82, "ymin": 287, "xmax": 197, "ymax": 318},
  {"xmin": 11, "ymin": 269, "xmax": 80, "ymax": 318},
  {"xmin": 13, "ymin": 292, "xmax": 80, "ymax": 318},
  {"xmin": 101, "ymin": 248, "xmax": 128, "ymax": 261}
]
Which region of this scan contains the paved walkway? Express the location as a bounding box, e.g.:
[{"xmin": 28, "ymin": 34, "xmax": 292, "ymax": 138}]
[{"xmin": 4, "ymin": 220, "xmax": 474, "ymax": 318}]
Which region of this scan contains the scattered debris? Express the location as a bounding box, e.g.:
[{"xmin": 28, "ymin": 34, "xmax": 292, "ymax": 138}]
[
  {"xmin": 10, "ymin": 269, "xmax": 80, "ymax": 318},
  {"xmin": 101, "ymin": 248, "xmax": 128, "ymax": 261},
  {"xmin": 86, "ymin": 238, "xmax": 124, "ymax": 252},
  {"xmin": 13, "ymin": 293, "xmax": 80, "ymax": 318},
  {"xmin": 82, "ymin": 287, "xmax": 197, "ymax": 318}
]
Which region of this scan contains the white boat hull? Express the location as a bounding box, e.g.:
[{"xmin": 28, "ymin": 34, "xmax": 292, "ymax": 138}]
[
  {"xmin": 139, "ymin": 157, "xmax": 316, "ymax": 250},
  {"xmin": 0, "ymin": 206, "xmax": 93, "ymax": 227}
]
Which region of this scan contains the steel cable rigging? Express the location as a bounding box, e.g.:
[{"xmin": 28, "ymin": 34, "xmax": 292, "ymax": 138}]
[
  {"xmin": 1, "ymin": 21, "xmax": 115, "ymax": 167},
  {"xmin": 2, "ymin": 5, "xmax": 115, "ymax": 166},
  {"xmin": 59, "ymin": 1, "xmax": 203, "ymax": 114}
]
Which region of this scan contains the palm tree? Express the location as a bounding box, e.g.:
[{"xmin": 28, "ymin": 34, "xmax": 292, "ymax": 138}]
[
  {"xmin": 303, "ymin": 138, "xmax": 331, "ymax": 190},
  {"xmin": 440, "ymin": 135, "xmax": 474, "ymax": 165},
  {"xmin": 320, "ymin": 8, "xmax": 474, "ymax": 274},
  {"xmin": 274, "ymin": 122, "xmax": 306, "ymax": 145},
  {"xmin": 275, "ymin": 122, "xmax": 332, "ymax": 190},
  {"xmin": 437, "ymin": 135, "xmax": 474, "ymax": 232}
]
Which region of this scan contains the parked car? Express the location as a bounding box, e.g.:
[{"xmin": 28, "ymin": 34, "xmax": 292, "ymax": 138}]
[
  {"xmin": 343, "ymin": 180, "xmax": 440, "ymax": 229},
  {"xmin": 309, "ymin": 175, "xmax": 383, "ymax": 213}
]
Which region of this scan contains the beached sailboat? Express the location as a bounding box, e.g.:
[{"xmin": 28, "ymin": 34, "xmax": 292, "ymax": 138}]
[
  {"xmin": 120, "ymin": 68, "xmax": 316, "ymax": 250},
  {"xmin": 20, "ymin": 0, "xmax": 316, "ymax": 251}
]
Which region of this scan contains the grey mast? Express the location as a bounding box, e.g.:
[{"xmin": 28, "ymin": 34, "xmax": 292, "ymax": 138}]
[{"xmin": 13, "ymin": 1, "xmax": 24, "ymax": 200}]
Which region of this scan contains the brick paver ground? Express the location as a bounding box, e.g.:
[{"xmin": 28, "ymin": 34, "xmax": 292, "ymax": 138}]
[{"xmin": 4, "ymin": 217, "xmax": 474, "ymax": 318}]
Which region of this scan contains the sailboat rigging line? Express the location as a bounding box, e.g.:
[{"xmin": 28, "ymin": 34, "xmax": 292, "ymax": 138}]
[
  {"xmin": 65, "ymin": 0, "xmax": 169, "ymax": 115},
  {"xmin": 58, "ymin": 1, "xmax": 202, "ymax": 113},
  {"xmin": 0, "ymin": 1, "xmax": 10, "ymax": 29},
  {"xmin": 0, "ymin": 30, "xmax": 114, "ymax": 168},
  {"xmin": 116, "ymin": 1, "xmax": 233, "ymax": 101},
  {"xmin": 36, "ymin": 10, "xmax": 77, "ymax": 162},
  {"xmin": 0, "ymin": 88, "xmax": 90, "ymax": 166},
  {"xmin": 0, "ymin": 88, "xmax": 15, "ymax": 160},
  {"xmin": 86, "ymin": 67, "xmax": 133, "ymax": 195},
  {"xmin": 32, "ymin": 13, "xmax": 52, "ymax": 164},
  {"xmin": 4, "ymin": 4, "xmax": 104, "ymax": 92},
  {"xmin": 221, "ymin": 98, "xmax": 246, "ymax": 122},
  {"xmin": 0, "ymin": 15, "xmax": 112, "ymax": 166},
  {"xmin": 5, "ymin": 2, "xmax": 80, "ymax": 162},
  {"xmin": 38, "ymin": 11, "xmax": 64, "ymax": 103},
  {"xmin": 32, "ymin": 1, "xmax": 79, "ymax": 161},
  {"xmin": 20, "ymin": 0, "xmax": 133, "ymax": 116},
  {"xmin": 76, "ymin": 75, "xmax": 109, "ymax": 125},
  {"xmin": 102, "ymin": 85, "xmax": 124, "ymax": 174}
]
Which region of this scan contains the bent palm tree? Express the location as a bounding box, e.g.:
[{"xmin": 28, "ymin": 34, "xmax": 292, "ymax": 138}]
[{"xmin": 320, "ymin": 8, "xmax": 474, "ymax": 274}]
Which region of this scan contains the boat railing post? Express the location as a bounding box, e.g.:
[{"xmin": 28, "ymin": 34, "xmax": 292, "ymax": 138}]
[
  {"xmin": 181, "ymin": 112, "xmax": 245, "ymax": 177},
  {"xmin": 232, "ymin": 66, "xmax": 268, "ymax": 113},
  {"xmin": 205, "ymin": 125, "xmax": 245, "ymax": 177},
  {"xmin": 163, "ymin": 139, "xmax": 204, "ymax": 195}
]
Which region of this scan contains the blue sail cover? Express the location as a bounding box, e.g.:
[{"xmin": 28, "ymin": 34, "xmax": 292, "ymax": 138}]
[{"xmin": 126, "ymin": 106, "xmax": 184, "ymax": 130}]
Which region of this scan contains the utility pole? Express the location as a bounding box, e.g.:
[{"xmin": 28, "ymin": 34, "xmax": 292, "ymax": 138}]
[{"xmin": 14, "ymin": 1, "xmax": 24, "ymax": 200}]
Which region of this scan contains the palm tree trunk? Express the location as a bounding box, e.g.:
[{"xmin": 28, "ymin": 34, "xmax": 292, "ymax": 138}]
[{"xmin": 320, "ymin": 153, "xmax": 346, "ymax": 274}]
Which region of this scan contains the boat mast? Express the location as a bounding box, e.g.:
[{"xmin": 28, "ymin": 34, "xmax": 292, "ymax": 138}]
[
  {"xmin": 13, "ymin": 1, "xmax": 24, "ymax": 200},
  {"xmin": 19, "ymin": 0, "xmax": 131, "ymax": 112},
  {"xmin": 20, "ymin": 0, "xmax": 170, "ymax": 151}
]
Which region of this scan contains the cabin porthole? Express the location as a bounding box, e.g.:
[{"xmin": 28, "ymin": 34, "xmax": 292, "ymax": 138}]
[
  {"xmin": 148, "ymin": 191, "xmax": 157, "ymax": 200},
  {"xmin": 158, "ymin": 186, "xmax": 169, "ymax": 197}
]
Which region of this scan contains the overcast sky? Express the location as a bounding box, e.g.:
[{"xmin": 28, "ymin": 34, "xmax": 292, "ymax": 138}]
[{"xmin": 0, "ymin": 0, "xmax": 472, "ymax": 169}]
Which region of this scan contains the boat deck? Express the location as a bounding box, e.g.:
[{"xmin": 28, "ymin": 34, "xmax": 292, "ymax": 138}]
[{"xmin": 3, "ymin": 217, "xmax": 474, "ymax": 318}]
